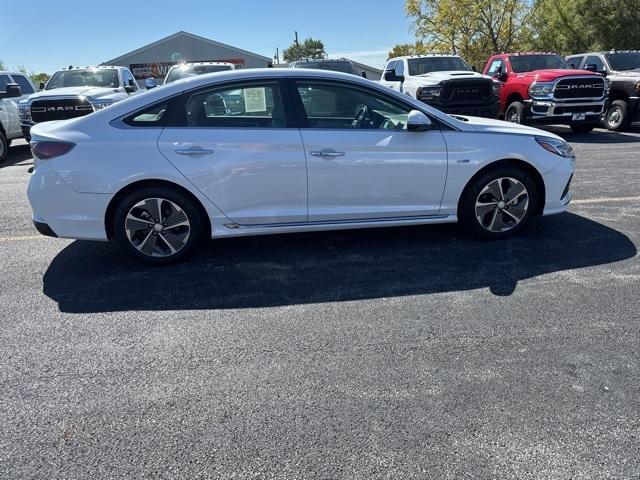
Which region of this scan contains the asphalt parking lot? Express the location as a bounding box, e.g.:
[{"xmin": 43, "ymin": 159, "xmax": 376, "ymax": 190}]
[{"xmin": 1, "ymin": 127, "xmax": 639, "ymax": 479}]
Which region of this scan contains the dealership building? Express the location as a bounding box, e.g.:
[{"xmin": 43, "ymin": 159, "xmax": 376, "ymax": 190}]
[
  {"xmin": 101, "ymin": 31, "xmax": 273, "ymax": 85},
  {"xmin": 101, "ymin": 30, "xmax": 383, "ymax": 85}
]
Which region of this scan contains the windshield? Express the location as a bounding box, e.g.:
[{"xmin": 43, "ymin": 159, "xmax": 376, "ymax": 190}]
[
  {"xmin": 45, "ymin": 69, "xmax": 119, "ymax": 90},
  {"xmin": 407, "ymin": 57, "xmax": 472, "ymax": 75},
  {"xmin": 292, "ymin": 62, "xmax": 358, "ymax": 75},
  {"xmin": 509, "ymin": 55, "xmax": 569, "ymax": 73},
  {"xmin": 164, "ymin": 65, "xmax": 234, "ymax": 84},
  {"xmin": 605, "ymin": 52, "xmax": 640, "ymax": 71}
]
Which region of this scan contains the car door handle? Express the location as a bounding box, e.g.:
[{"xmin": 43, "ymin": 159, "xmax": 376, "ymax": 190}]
[
  {"xmin": 174, "ymin": 147, "xmax": 215, "ymax": 156},
  {"xmin": 309, "ymin": 149, "xmax": 346, "ymax": 158}
]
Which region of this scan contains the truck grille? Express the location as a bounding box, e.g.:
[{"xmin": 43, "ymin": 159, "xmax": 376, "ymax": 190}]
[
  {"xmin": 554, "ymin": 78, "xmax": 605, "ymax": 99},
  {"xmin": 30, "ymin": 98, "xmax": 94, "ymax": 123},
  {"xmin": 440, "ymin": 79, "xmax": 494, "ymax": 104}
]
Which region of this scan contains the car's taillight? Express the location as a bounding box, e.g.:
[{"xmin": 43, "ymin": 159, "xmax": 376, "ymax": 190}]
[{"xmin": 30, "ymin": 141, "xmax": 76, "ymax": 160}]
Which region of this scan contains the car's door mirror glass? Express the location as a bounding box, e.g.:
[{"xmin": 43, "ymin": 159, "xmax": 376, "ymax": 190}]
[{"xmin": 145, "ymin": 78, "xmax": 157, "ymax": 89}]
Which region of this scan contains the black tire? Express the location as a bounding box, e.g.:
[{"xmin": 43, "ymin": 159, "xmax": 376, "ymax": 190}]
[
  {"xmin": 505, "ymin": 101, "xmax": 528, "ymax": 125},
  {"xmin": 458, "ymin": 165, "xmax": 538, "ymax": 240},
  {"xmin": 570, "ymin": 122, "xmax": 598, "ymax": 134},
  {"xmin": 604, "ymin": 100, "xmax": 631, "ymax": 132},
  {"xmin": 113, "ymin": 186, "xmax": 205, "ymax": 264},
  {"xmin": 0, "ymin": 130, "xmax": 7, "ymax": 162}
]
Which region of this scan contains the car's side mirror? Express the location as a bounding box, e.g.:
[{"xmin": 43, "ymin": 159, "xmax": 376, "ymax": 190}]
[
  {"xmin": 407, "ymin": 110, "xmax": 432, "ymax": 131},
  {"xmin": 361, "ymin": 71, "xmax": 367, "ymax": 79},
  {"xmin": 0, "ymin": 83, "xmax": 22, "ymax": 99},
  {"xmin": 584, "ymin": 63, "xmax": 597, "ymax": 72},
  {"xmin": 384, "ymin": 69, "xmax": 404, "ymax": 83},
  {"xmin": 145, "ymin": 78, "xmax": 157, "ymax": 90},
  {"xmin": 472, "ymin": 65, "xmax": 478, "ymax": 72},
  {"xmin": 125, "ymin": 78, "xmax": 137, "ymax": 93},
  {"xmin": 39, "ymin": 82, "xmax": 46, "ymax": 90}
]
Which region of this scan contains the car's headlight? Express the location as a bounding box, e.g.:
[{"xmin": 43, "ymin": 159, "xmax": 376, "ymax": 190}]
[
  {"xmin": 529, "ymin": 82, "xmax": 554, "ymax": 98},
  {"xmin": 417, "ymin": 86, "xmax": 442, "ymax": 101},
  {"xmin": 18, "ymin": 103, "xmax": 31, "ymax": 120},
  {"xmin": 491, "ymin": 82, "xmax": 501, "ymax": 98},
  {"xmin": 91, "ymin": 100, "xmax": 114, "ymax": 110},
  {"xmin": 535, "ymin": 136, "xmax": 575, "ymax": 158},
  {"xmin": 634, "ymin": 80, "xmax": 640, "ymax": 93}
]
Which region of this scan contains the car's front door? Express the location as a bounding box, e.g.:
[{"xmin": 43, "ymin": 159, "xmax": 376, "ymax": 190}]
[
  {"xmin": 158, "ymin": 79, "xmax": 308, "ymax": 225},
  {"xmin": 291, "ymin": 79, "xmax": 448, "ymax": 222}
]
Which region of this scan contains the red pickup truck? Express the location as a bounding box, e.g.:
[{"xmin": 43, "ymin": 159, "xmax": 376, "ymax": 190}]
[{"xmin": 483, "ymin": 52, "xmax": 607, "ymax": 133}]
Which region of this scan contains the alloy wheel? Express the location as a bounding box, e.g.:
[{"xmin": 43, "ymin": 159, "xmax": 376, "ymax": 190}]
[
  {"xmin": 607, "ymin": 106, "xmax": 623, "ymax": 129},
  {"xmin": 125, "ymin": 198, "xmax": 191, "ymax": 257},
  {"xmin": 507, "ymin": 108, "xmax": 520, "ymax": 124},
  {"xmin": 475, "ymin": 177, "xmax": 529, "ymax": 233}
]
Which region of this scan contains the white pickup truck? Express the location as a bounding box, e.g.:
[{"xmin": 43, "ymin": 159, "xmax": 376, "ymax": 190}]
[
  {"xmin": 380, "ymin": 55, "xmax": 500, "ymax": 118},
  {"xmin": 19, "ymin": 66, "xmax": 139, "ymax": 141},
  {"xmin": 0, "ymin": 72, "xmax": 37, "ymax": 160}
]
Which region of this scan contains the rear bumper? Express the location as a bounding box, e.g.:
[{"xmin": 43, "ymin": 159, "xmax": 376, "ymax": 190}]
[{"xmin": 27, "ymin": 162, "xmax": 111, "ymax": 241}]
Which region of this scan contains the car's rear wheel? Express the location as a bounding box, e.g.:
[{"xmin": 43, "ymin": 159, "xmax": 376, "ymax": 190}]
[
  {"xmin": 604, "ymin": 100, "xmax": 631, "ymax": 132},
  {"xmin": 0, "ymin": 130, "xmax": 8, "ymax": 161},
  {"xmin": 113, "ymin": 186, "xmax": 204, "ymax": 264},
  {"xmin": 459, "ymin": 166, "xmax": 537, "ymax": 240},
  {"xmin": 505, "ymin": 101, "xmax": 528, "ymax": 125}
]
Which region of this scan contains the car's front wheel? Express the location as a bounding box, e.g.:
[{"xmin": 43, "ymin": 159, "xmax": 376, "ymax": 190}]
[
  {"xmin": 0, "ymin": 130, "xmax": 8, "ymax": 162},
  {"xmin": 505, "ymin": 101, "xmax": 528, "ymax": 125},
  {"xmin": 113, "ymin": 186, "xmax": 205, "ymax": 264},
  {"xmin": 459, "ymin": 166, "xmax": 537, "ymax": 240},
  {"xmin": 604, "ymin": 100, "xmax": 631, "ymax": 132}
]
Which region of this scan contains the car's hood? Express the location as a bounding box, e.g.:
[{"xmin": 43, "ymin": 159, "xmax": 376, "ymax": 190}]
[
  {"xmin": 26, "ymin": 86, "xmax": 121, "ymax": 101},
  {"xmin": 612, "ymin": 69, "xmax": 640, "ymax": 78},
  {"xmin": 513, "ymin": 69, "xmax": 600, "ymax": 82},
  {"xmin": 414, "ymin": 70, "xmax": 489, "ymax": 84},
  {"xmin": 454, "ymin": 115, "xmax": 563, "ymax": 140}
]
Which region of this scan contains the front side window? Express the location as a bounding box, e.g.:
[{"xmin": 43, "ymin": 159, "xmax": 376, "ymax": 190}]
[
  {"xmin": 487, "ymin": 59, "xmax": 505, "ymax": 75},
  {"xmin": 585, "ymin": 55, "xmax": 605, "ymax": 72},
  {"xmin": 46, "ymin": 69, "xmax": 120, "ymax": 90},
  {"xmin": 566, "ymin": 55, "xmax": 584, "ymax": 69},
  {"xmin": 407, "ymin": 57, "xmax": 472, "ymax": 76},
  {"xmin": 296, "ymin": 82, "xmax": 413, "ymax": 130},
  {"xmin": 10, "ymin": 75, "xmax": 34, "ymax": 95},
  {"xmin": 183, "ymin": 83, "xmax": 285, "ymax": 128},
  {"xmin": 605, "ymin": 52, "xmax": 640, "ymax": 71},
  {"xmin": 122, "ymin": 70, "xmax": 137, "ymax": 90},
  {"xmin": 509, "ymin": 55, "xmax": 569, "ymax": 73},
  {"xmin": 0, "ymin": 74, "xmax": 12, "ymax": 91}
]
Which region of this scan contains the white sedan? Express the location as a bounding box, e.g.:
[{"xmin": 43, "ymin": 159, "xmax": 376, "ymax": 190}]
[{"xmin": 27, "ymin": 69, "xmax": 575, "ymax": 263}]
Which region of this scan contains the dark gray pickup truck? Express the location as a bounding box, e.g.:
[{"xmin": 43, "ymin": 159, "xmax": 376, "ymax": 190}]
[{"xmin": 567, "ymin": 51, "xmax": 640, "ymax": 131}]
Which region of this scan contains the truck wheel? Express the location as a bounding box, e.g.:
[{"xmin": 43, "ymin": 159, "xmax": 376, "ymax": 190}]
[
  {"xmin": 570, "ymin": 122, "xmax": 598, "ymax": 134},
  {"xmin": 0, "ymin": 130, "xmax": 8, "ymax": 162},
  {"xmin": 458, "ymin": 166, "xmax": 537, "ymax": 240},
  {"xmin": 505, "ymin": 101, "xmax": 528, "ymax": 125},
  {"xmin": 604, "ymin": 100, "xmax": 631, "ymax": 132}
]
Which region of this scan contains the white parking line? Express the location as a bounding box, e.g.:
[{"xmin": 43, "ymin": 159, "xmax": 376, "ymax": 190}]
[{"xmin": 572, "ymin": 195, "xmax": 640, "ymax": 205}]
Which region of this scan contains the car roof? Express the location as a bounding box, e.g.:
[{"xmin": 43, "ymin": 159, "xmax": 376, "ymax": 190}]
[{"xmin": 170, "ymin": 62, "xmax": 235, "ymax": 67}]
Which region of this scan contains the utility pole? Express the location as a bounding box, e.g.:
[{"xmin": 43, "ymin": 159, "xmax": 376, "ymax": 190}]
[
  {"xmin": 275, "ymin": 47, "xmax": 280, "ymax": 65},
  {"xmin": 294, "ymin": 31, "xmax": 301, "ymax": 60}
]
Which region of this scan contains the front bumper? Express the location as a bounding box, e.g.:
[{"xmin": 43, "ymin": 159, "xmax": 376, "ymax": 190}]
[
  {"xmin": 27, "ymin": 162, "xmax": 112, "ymax": 241},
  {"xmin": 525, "ymin": 98, "xmax": 605, "ymax": 124},
  {"xmin": 542, "ymin": 158, "xmax": 575, "ymax": 216},
  {"xmin": 426, "ymin": 100, "xmax": 500, "ymax": 119},
  {"xmin": 629, "ymin": 96, "xmax": 640, "ymax": 121}
]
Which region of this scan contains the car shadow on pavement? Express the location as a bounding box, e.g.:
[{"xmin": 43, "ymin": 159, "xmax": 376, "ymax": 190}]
[
  {"xmin": 1, "ymin": 143, "xmax": 33, "ymax": 168},
  {"xmin": 43, "ymin": 212, "xmax": 637, "ymax": 313},
  {"xmin": 543, "ymin": 125, "xmax": 640, "ymax": 144}
]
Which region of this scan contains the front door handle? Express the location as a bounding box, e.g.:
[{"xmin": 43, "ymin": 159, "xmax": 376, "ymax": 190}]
[
  {"xmin": 175, "ymin": 147, "xmax": 215, "ymax": 156},
  {"xmin": 309, "ymin": 149, "xmax": 346, "ymax": 158}
]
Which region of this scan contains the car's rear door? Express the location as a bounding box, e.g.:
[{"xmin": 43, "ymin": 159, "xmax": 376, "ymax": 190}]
[
  {"xmin": 158, "ymin": 79, "xmax": 308, "ymax": 225},
  {"xmin": 290, "ymin": 78, "xmax": 448, "ymax": 222}
]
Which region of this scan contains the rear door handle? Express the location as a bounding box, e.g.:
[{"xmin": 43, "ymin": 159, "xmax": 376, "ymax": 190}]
[
  {"xmin": 309, "ymin": 149, "xmax": 346, "ymax": 158},
  {"xmin": 175, "ymin": 147, "xmax": 215, "ymax": 156}
]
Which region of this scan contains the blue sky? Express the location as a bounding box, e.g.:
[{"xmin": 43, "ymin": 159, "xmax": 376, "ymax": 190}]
[{"xmin": 1, "ymin": 0, "xmax": 414, "ymax": 74}]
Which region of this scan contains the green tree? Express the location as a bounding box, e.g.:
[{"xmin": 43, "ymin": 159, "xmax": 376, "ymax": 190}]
[
  {"xmin": 530, "ymin": 0, "xmax": 640, "ymax": 54},
  {"xmin": 394, "ymin": 0, "xmax": 536, "ymax": 69},
  {"xmin": 31, "ymin": 73, "xmax": 50, "ymax": 85},
  {"xmin": 0, "ymin": 59, "xmax": 5, "ymax": 71},
  {"xmin": 283, "ymin": 37, "xmax": 327, "ymax": 63}
]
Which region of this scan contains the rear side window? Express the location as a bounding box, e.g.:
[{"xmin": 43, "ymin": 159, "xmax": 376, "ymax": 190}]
[
  {"xmin": 10, "ymin": 74, "xmax": 34, "ymax": 94},
  {"xmin": 181, "ymin": 82, "xmax": 285, "ymax": 128},
  {"xmin": 124, "ymin": 99, "xmax": 174, "ymax": 126}
]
